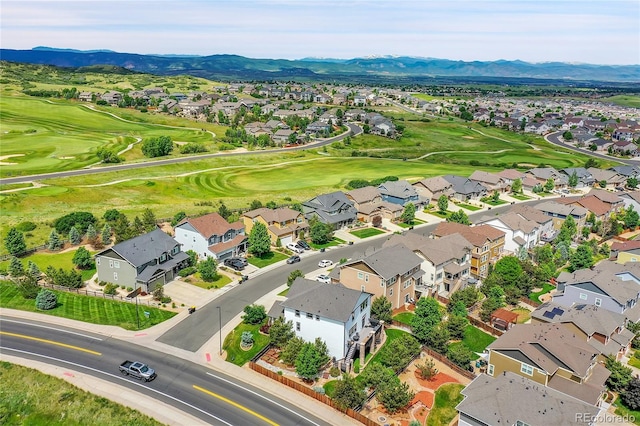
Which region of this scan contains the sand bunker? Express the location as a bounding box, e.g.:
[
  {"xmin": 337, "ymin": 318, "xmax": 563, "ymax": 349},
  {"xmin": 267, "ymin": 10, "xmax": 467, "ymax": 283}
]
[{"xmin": 0, "ymin": 154, "xmax": 25, "ymax": 165}]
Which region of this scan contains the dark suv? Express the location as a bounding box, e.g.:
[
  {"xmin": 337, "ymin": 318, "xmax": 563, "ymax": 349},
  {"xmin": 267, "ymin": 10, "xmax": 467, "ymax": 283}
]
[
  {"xmin": 296, "ymin": 240, "xmax": 311, "ymax": 250},
  {"xmin": 224, "ymin": 257, "xmax": 247, "ymax": 271}
]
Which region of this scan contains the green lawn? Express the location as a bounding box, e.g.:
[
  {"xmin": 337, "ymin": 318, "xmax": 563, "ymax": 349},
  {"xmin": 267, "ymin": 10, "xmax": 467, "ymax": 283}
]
[
  {"xmin": 393, "ymin": 312, "xmax": 415, "ymax": 326},
  {"xmin": 449, "ymin": 325, "xmax": 496, "ymax": 360},
  {"xmin": 426, "ymin": 383, "xmax": 465, "ymax": 426},
  {"xmin": 323, "ymin": 380, "xmax": 339, "ymax": 397},
  {"xmin": 482, "ymin": 198, "xmax": 507, "ymax": 206},
  {"xmin": 350, "ymin": 228, "xmax": 386, "ymax": 238},
  {"xmin": 529, "ymin": 283, "xmax": 555, "ymax": 303},
  {"xmin": 510, "ymin": 193, "xmax": 531, "ymax": 200},
  {"xmin": 357, "ymin": 328, "xmax": 411, "ymax": 383},
  {"xmin": 428, "ymin": 210, "xmax": 449, "ymax": 218},
  {"xmin": 628, "ymin": 356, "xmax": 640, "ymax": 369},
  {"xmin": 454, "ymin": 203, "xmax": 481, "ymax": 211},
  {"xmin": 397, "ymin": 219, "xmax": 426, "ymax": 228},
  {"xmin": 247, "ymin": 251, "xmax": 288, "ymax": 268},
  {"xmin": 614, "ymin": 398, "xmax": 640, "ymax": 425},
  {"xmin": 278, "ymin": 287, "xmax": 289, "ymax": 296},
  {"xmin": 353, "ymin": 352, "xmax": 373, "ymax": 372},
  {"xmin": 185, "ymin": 273, "xmax": 232, "ymax": 289},
  {"xmin": 0, "ymin": 248, "xmax": 97, "ymax": 281},
  {"xmin": 310, "ymin": 238, "xmax": 345, "ymax": 250},
  {"xmin": 223, "ymin": 322, "xmax": 270, "ymax": 366},
  {"xmin": 511, "ymin": 307, "xmax": 531, "ymax": 324},
  {"xmin": 0, "ymin": 281, "xmax": 175, "ymax": 330}
]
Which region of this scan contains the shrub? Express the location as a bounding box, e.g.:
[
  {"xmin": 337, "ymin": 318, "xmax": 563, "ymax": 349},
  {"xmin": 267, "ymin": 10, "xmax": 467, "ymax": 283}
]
[
  {"xmin": 160, "ymin": 296, "xmax": 172, "ymax": 304},
  {"xmin": 329, "ymin": 366, "xmax": 340, "ymax": 377},
  {"xmin": 103, "ymin": 283, "xmax": 118, "ymax": 295},
  {"xmin": 241, "ymin": 331, "xmax": 254, "ymax": 346},
  {"xmin": 16, "ymin": 221, "xmax": 37, "ymax": 232},
  {"xmin": 35, "ymin": 289, "xmax": 57, "ymax": 310},
  {"xmin": 127, "ymin": 287, "xmax": 133, "ymax": 292},
  {"xmin": 242, "ymin": 304, "xmax": 267, "ymax": 324},
  {"xmin": 179, "ymin": 266, "xmax": 197, "ymax": 277}
]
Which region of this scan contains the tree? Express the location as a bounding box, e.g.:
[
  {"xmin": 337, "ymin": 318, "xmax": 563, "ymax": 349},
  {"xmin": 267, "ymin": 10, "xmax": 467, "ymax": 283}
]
[
  {"xmin": 371, "ymin": 296, "xmax": 393, "ymax": 323},
  {"xmin": 480, "ymin": 286, "xmax": 505, "ymax": 322},
  {"xmin": 416, "ymin": 358, "xmax": 438, "ymax": 380},
  {"xmin": 101, "ymin": 223, "xmax": 112, "ymax": 246},
  {"xmin": 628, "ymin": 177, "xmax": 639, "ymax": 189},
  {"xmin": 103, "ymin": 209, "xmax": 122, "ymax": 222},
  {"xmin": 132, "ymin": 216, "xmax": 145, "ymax": 236},
  {"xmin": 622, "ymin": 378, "xmax": 640, "ymax": 410},
  {"xmin": 171, "ymin": 211, "xmax": 187, "ymax": 227},
  {"xmin": 198, "ymin": 257, "xmax": 219, "ymax": 282},
  {"xmin": 606, "ymin": 357, "xmax": 633, "ymax": 392},
  {"xmin": 9, "ymin": 256, "xmax": 25, "ymax": 277},
  {"xmin": 448, "ymin": 210, "xmax": 470, "ymax": 225},
  {"xmin": 27, "ymin": 261, "xmax": 41, "ymax": 281},
  {"xmin": 48, "ymin": 229, "xmax": 63, "ymax": 250},
  {"xmin": 249, "ymin": 199, "xmax": 263, "ymax": 210},
  {"xmin": 449, "ymin": 287, "xmax": 479, "ymax": 309},
  {"xmin": 35, "ymin": 289, "xmax": 57, "ymax": 310},
  {"xmin": 113, "ymin": 214, "xmax": 133, "ymax": 243},
  {"xmin": 281, "ymin": 337, "xmax": 305, "ymax": 366},
  {"xmin": 562, "ymin": 130, "xmax": 573, "ymax": 140},
  {"xmin": 309, "ymin": 219, "xmax": 333, "ymax": 245},
  {"xmin": 268, "ymin": 317, "xmax": 295, "ymax": 348},
  {"xmin": 437, "ymin": 195, "xmax": 448, "ymax": 213},
  {"xmin": 359, "ymin": 362, "xmax": 396, "ymax": 389},
  {"xmin": 4, "ymin": 228, "xmax": 26, "ymax": 256},
  {"xmin": 492, "ymin": 256, "xmax": 523, "ymax": 283},
  {"xmin": 141, "ymin": 208, "xmax": 157, "ymax": 232},
  {"xmin": 72, "ymin": 247, "xmax": 94, "ymax": 269},
  {"xmin": 511, "ymin": 178, "xmax": 522, "ymax": 194},
  {"xmin": 69, "ymin": 226, "xmax": 81, "ymax": 245},
  {"xmin": 569, "ymin": 244, "xmax": 594, "ymax": 271},
  {"xmin": 557, "ymin": 215, "xmax": 577, "ymax": 244},
  {"xmin": 53, "ymin": 211, "xmax": 97, "ymax": 235},
  {"xmin": 295, "ymin": 341, "xmax": 327, "ymax": 381},
  {"xmin": 543, "ymin": 178, "xmax": 555, "ymax": 192},
  {"xmin": 625, "ymin": 206, "xmax": 640, "ymax": 230},
  {"xmin": 447, "ymin": 344, "xmax": 474, "ymax": 368},
  {"xmin": 287, "ymin": 269, "xmax": 304, "ymax": 287},
  {"xmin": 218, "ymin": 202, "xmax": 232, "ymax": 221},
  {"xmin": 86, "ymin": 224, "xmax": 98, "ymax": 247},
  {"xmin": 446, "ymin": 314, "xmax": 469, "ymax": 340},
  {"xmin": 380, "ymin": 333, "xmax": 421, "ymax": 371},
  {"xmin": 332, "ymin": 374, "xmax": 366, "ymax": 410},
  {"xmin": 568, "ymin": 171, "xmax": 578, "ymax": 188},
  {"xmin": 13, "ymin": 274, "xmax": 40, "ymax": 299},
  {"xmin": 411, "ymin": 297, "xmax": 442, "ymax": 343},
  {"xmin": 242, "ymin": 304, "xmax": 267, "ymax": 325},
  {"xmin": 400, "ymin": 203, "xmax": 416, "ymax": 224},
  {"xmin": 424, "ymin": 323, "xmax": 450, "ymax": 353},
  {"xmin": 153, "ymin": 284, "xmax": 164, "ymax": 301},
  {"xmin": 376, "ymin": 377, "xmax": 415, "ymax": 414},
  {"xmin": 585, "ymin": 158, "xmax": 600, "ymax": 169},
  {"xmin": 248, "ymin": 222, "xmax": 271, "ymax": 257},
  {"xmin": 141, "ymin": 135, "xmax": 173, "ymax": 157},
  {"xmin": 448, "ymin": 300, "xmax": 468, "ymax": 318}
]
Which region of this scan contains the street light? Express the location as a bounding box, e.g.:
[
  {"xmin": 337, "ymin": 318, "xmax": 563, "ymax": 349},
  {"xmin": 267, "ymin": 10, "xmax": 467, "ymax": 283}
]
[{"xmin": 216, "ymin": 306, "xmax": 222, "ymax": 355}]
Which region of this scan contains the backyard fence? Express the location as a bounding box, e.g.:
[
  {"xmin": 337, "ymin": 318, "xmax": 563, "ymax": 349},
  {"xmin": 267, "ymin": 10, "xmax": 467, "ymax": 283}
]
[
  {"xmin": 466, "ymin": 315, "xmax": 504, "ymax": 337},
  {"xmin": 520, "ymin": 296, "xmax": 541, "ymax": 308},
  {"xmin": 421, "ymin": 347, "xmax": 477, "ymax": 381},
  {"xmin": 249, "ymin": 362, "xmax": 379, "ymax": 426},
  {"xmin": 0, "ymin": 241, "xmax": 70, "ymax": 262},
  {"xmin": 37, "ymin": 282, "xmax": 158, "ymax": 306}
]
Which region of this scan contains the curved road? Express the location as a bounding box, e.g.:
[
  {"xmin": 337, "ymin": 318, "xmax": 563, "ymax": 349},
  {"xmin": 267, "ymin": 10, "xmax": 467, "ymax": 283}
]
[
  {"xmin": 0, "ymin": 317, "xmax": 328, "ymax": 426},
  {"xmin": 545, "ymin": 131, "xmax": 629, "ymax": 165},
  {"xmin": 0, "ymin": 124, "xmax": 361, "ymax": 185}
]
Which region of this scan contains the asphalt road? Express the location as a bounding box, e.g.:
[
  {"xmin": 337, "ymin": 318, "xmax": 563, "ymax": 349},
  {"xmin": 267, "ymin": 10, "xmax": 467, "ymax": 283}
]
[
  {"xmin": 0, "ymin": 124, "xmax": 361, "ymax": 185},
  {"xmin": 545, "ymin": 131, "xmax": 631, "ymax": 166},
  {"xmin": 0, "ymin": 317, "xmax": 328, "ymax": 426},
  {"xmin": 158, "ymin": 201, "xmax": 521, "ymax": 352}
]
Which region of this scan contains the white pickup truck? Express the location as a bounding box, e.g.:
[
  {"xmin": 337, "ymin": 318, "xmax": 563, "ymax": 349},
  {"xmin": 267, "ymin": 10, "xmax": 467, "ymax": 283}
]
[{"xmin": 119, "ymin": 360, "xmax": 156, "ymax": 381}]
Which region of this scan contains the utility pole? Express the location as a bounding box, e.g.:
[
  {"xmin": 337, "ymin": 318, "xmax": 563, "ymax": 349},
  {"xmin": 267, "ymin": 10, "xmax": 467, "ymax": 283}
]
[
  {"xmin": 135, "ymin": 290, "xmax": 140, "ymax": 330},
  {"xmin": 217, "ymin": 306, "xmax": 222, "ymax": 355}
]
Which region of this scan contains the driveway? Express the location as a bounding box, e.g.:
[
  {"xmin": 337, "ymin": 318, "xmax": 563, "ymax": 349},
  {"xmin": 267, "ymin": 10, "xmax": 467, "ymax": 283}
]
[{"xmin": 163, "ymin": 279, "xmax": 220, "ymax": 308}]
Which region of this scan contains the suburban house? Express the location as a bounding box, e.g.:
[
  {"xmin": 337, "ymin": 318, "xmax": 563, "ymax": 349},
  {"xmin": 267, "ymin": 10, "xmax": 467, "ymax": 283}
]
[
  {"xmin": 442, "ymin": 175, "xmax": 488, "ymax": 201},
  {"xmin": 468, "ymin": 170, "xmax": 510, "ymax": 193},
  {"xmin": 587, "ymin": 167, "xmax": 626, "ymax": 190},
  {"xmin": 334, "ymin": 244, "xmax": 424, "ymax": 310},
  {"xmin": 524, "ymin": 167, "xmax": 569, "ymax": 190},
  {"xmin": 557, "ymin": 193, "xmax": 620, "ymax": 223},
  {"xmin": 508, "ymin": 204, "xmax": 555, "ymax": 242},
  {"xmin": 619, "ymin": 190, "xmax": 640, "ymax": 213},
  {"xmin": 100, "ymin": 91, "xmax": 123, "ymax": 105},
  {"xmin": 456, "ymin": 372, "xmax": 601, "ymax": 426},
  {"xmin": 345, "ymin": 186, "xmax": 403, "ymax": 223},
  {"xmin": 78, "ymin": 91, "xmax": 93, "ymax": 102},
  {"xmin": 496, "ymin": 168, "xmax": 525, "ymax": 185},
  {"xmin": 280, "ymin": 278, "xmax": 381, "ymax": 366},
  {"xmin": 552, "ymin": 261, "xmax": 640, "ymax": 322},
  {"xmin": 382, "ymin": 233, "xmax": 473, "ymax": 298},
  {"xmin": 95, "ymin": 228, "xmax": 189, "ymax": 293},
  {"xmin": 302, "ymin": 191, "xmax": 357, "ymax": 229},
  {"xmin": 587, "ymin": 188, "xmax": 625, "ymax": 211},
  {"xmin": 534, "ymin": 200, "xmax": 587, "ymax": 232},
  {"xmin": 346, "ymin": 186, "xmax": 382, "ymax": 210},
  {"xmin": 174, "ymin": 212, "xmax": 247, "ymax": 261},
  {"xmin": 486, "ymin": 323, "xmax": 610, "ymax": 406},
  {"xmin": 377, "ymin": 180, "xmax": 421, "ymax": 206},
  {"xmin": 532, "ymin": 301, "xmax": 634, "ymax": 361},
  {"xmin": 610, "ymin": 240, "xmax": 640, "ymax": 263},
  {"xmin": 560, "ymin": 167, "xmax": 596, "ymax": 188},
  {"xmin": 475, "ymin": 211, "xmax": 541, "ymax": 254},
  {"xmin": 432, "ymin": 222, "xmax": 506, "ymax": 278},
  {"xmin": 241, "ymin": 207, "xmax": 308, "ymax": 246},
  {"xmin": 411, "ymin": 176, "xmax": 453, "ymax": 205}
]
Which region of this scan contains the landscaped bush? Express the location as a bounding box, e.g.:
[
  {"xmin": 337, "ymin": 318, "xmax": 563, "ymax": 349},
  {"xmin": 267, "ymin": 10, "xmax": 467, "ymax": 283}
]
[
  {"xmin": 35, "ymin": 289, "xmax": 57, "ymax": 310},
  {"xmin": 178, "ymin": 267, "xmax": 197, "ymax": 277},
  {"xmin": 103, "ymin": 283, "xmax": 118, "ymax": 295},
  {"xmin": 16, "ymin": 221, "xmax": 37, "ymax": 232},
  {"xmin": 160, "ymin": 296, "xmax": 172, "ymax": 304},
  {"xmin": 241, "ymin": 331, "xmax": 254, "ymax": 346},
  {"xmin": 242, "ymin": 304, "xmax": 267, "ymax": 325}
]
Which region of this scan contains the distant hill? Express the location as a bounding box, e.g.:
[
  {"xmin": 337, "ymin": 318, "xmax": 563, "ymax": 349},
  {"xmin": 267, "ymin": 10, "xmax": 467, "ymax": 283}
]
[{"xmin": 1, "ymin": 48, "xmax": 638, "ymax": 84}]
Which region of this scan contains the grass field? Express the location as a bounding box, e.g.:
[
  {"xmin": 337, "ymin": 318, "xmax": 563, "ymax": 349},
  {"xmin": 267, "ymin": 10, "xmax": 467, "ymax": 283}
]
[
  {"xmin": 426, "ymin": 383, "xmax": 465, "ymax": 426},
  {"xmin": 393, "ymin": 312, "xmax": 415, "ymax": 326},
  {"xmin": 247, "ymin": 251, "xmax": 288, "ymax": 268},
  {"xmin": 222, "ymin": 322, "xmax": 270, "ymax": 366},
  {"xmin": 449, "ymin": 325, "xmax": 496, "ymax": 360},
  {"xmin": 529, "ymin": 283, "xmax": 555, "ymax": 303},
  {"xmin": 0, "ymin": 281, "xmax": 175, "ymax": 330},
  {"xmin": 185, "ymin": 273, "xmax": 232, "ymax": 289},
  {"xmin": 0, "ymin": 247, "xmax": 97, "ymax": 281},
  {"xmin": 350, "ymin": 228, "xmax": 386, "ymax": 238},
  {"xmin": 0, "ymin": 361, "xmax": 163, "ymax": 426},
  {"xmin": 511, "ymin": 307, "xmax": 532, "ymax": 324},
  {"xmin": 510, "ymin": 193, "xmax": 531, "ymax": 200}
]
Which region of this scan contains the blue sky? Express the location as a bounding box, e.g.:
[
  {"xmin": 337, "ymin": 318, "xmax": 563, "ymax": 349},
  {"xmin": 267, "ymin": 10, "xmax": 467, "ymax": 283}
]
[{"xmin": 1, "ymin": 1, "xmax": 638, "ymax": 65}]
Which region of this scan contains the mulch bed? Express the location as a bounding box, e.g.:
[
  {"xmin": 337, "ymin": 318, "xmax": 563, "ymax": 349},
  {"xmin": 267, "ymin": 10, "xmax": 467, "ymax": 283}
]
[
  {"xmin": 410, "ymin": 390, "xmax": 435, "ymax": 409},
  {"xmin": 414, "ymin": 371, "xmax": 460, "ymax": 391}
]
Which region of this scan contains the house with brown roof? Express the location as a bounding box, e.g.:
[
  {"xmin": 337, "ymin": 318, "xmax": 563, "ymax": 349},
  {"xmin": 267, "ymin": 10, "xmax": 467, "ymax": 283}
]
[
  {"xmin": 486, "ymin": 323, "xmax": 610, "ymax": 406},
  {"xmin": 588, "ymin": 167, "xmax": 626, "ymax": 190},
  {"xmin": 411, "ymin": 176, "xmax": 453, "ymax": 205},
  {"xmin": 490, "ymin": 308, "xmax": 518, "ymax": 331},
  {"xmin": 345, "ymin": 186, "xmax": 382, "ymax": 210},
  {"xmin": 174, "ymin": 212, "xmax": 246, "ymax": 261},
  {"xmin": 468, "ymin": 170, "xmax": 510, "ymax": 193},
  {"xmin": 241, "ymin": 207, "xmax": 308, "ymax": 247},
  {"xmin": 432, "ymin": 222, "xmax": 505, "ymax": 278},
  {"xmin": 611, "ymin": 240, "xmax": 640, "ymax": 263},
  {"xmin": 475, "ymin": 211, "xmax": 541, "ymax": 254}
]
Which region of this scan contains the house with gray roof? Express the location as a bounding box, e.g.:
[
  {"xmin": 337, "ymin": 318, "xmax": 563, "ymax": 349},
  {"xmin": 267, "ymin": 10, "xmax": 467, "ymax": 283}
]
[
  {"xmin": 475, "ymin": 211, "xmax": 541, "ymax": 253},
  {"xmin": 302, "ymin": 191, "xmax": 357, "ymax": 229},
  {"xmin": 534, "ymin": 200, "xmax": 588, "ymax": 232},
  {"xmin": 532, "ymin": 301, "xmax": 634, "ymax": 360},
  {"xmin": 411, "ymin": 176, "xmax": 453, "ymax": 205},
  {"xmin": 281, "ymin": 278, "xmax": 377, "ymax": 362},
  {"xmin": 456, "ymin": 372, "xmax": 601, "ymax": 426},
  {"xmin": 442, "ymin": 175, "xmax": 488, "ymax": 201},
  {"xmin": 525, "ymin": 167, "xmax": 569, "ymax": 190},
  {"xmin": 561, "ymin": 167, "xmax": 596, "ymax": 188},
  {"xmin": 468, "ymin": 170, "xmax": 509, "ymax": 193},
  {"xmin": 95, "ymin": 229, "xmax": 189, "ymax": 293},
  {"xmin": 377, "ymin": 180, "xmax": 421, "ymax": 206}
]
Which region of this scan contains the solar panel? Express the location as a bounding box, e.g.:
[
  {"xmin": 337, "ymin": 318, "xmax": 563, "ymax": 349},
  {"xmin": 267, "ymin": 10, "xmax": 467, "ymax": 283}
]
[
  {"xmin": 551, "ymin": 307, "xmax": 564, "ymax": 316},
  {"xmin": 543, "ymin": 311, "xmax": 556, "ymax": 319}
]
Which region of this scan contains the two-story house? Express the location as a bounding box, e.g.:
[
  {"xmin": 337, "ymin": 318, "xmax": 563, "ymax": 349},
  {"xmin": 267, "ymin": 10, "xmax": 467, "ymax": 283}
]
[
  {"xmin": 532, "ymin": 301, "xmax": 634, "ymax": 361},
  {"xmin": 534, "ymin": 200, "xmax": 587, "ymax": 232},
  {"xmin": 280, "ymin": 278, "xmax": 379, "ymax": 366},
  {"xmin": 525, "ymin": 167, "xmax": 569, "ymax": 190},
  {"xmin": 475, "ymin": 211, "xmax": 541, "ymax": 254},
  {"xmin": 560, "ymin": 167, "xmax": 596, "ymax": 188},
  {"xmin": 94, "ymin": 228, "xmax": 189, "ymax": 293},
  {"xmin": 432, "ymin": 222, "xmax": 506, "ymax": 278},
  {"xmin": 345, "ymin": 186, "xmax": 402, "ymax": 222},
  {"xmin": 174, "ymin": 212, "xmax": 247, "ymax": 261},
  {"xmin": 486, "ymin": 323, "xmax": 610, "ymax": 406},
  {"xmin": 334, "ymin": 244, "xmax": 424, "ymax": 309},
  {"xmin": 442, "ymin": 175, "xmax": 488, "ymax": 201},
  {"xmin": 468, "ymin": 170, "xmax": 510, "ymax": 193},
  {"xmin": 509, "ymin": 204, "xmax": 555, "ymax": 242},
  {"xmin": 377, "ymin": 180, "xmax": 421, "ymax": 206},
  {"xmin": 302, "ymin": 191, "xmax": 357, "ymax": 229},
  {"xmin": 411, "ymin": 176, "xmax": 453, "ymax": 206},
  {"xmin": 241, "ymin": 207, "xmax": 308, "ymax": 247}
]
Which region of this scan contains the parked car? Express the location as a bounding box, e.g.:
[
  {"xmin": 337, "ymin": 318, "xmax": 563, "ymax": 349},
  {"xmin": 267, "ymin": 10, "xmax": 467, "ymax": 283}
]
[
  {"xmin": 119, "ymin": 361, "xmax": 156, "ymax": 382},
  {"xmin": 316, "ymin": 274, "xmax": 331, "ymax": 284},
  {"xmin": 318, "ymin": 259, "xmax": 333, "ymax": 268},
  {"xmin": 286, "ymin": 255, "xmax": 301, "ymax": 264},
  {"xmin": 296, "ymin": 240, "xmax": 311, "ymax": 250},
  {"xmin": 286, "ymin": 243, "xmax": 303, "ymax": 253},
  {"xmin": 224, "ymin": 257, "xmax": 246, "ymax": 271}
]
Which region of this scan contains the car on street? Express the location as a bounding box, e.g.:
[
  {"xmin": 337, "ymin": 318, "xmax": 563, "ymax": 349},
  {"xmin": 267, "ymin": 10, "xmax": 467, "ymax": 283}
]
[
  {"xmin": 296, "ymin": 240, "xmax": 311, "ymax": 250},
  {"xmin": 286, "ymin": 243, "xmax": 303, "ymax": 253},
  {"xmin": 224, "ymin": 257, "xmax": 246, "ymax": 271},
  {"xmin": 316, "ymin": 274, "xmax": 331, "ymax": 284},
  {"xmin": 318, "ymin": 259, "xmax": 333, "ymax": 268},
  {"xmin": 286, "ymin": 255, "xmax": 301, "ymax": 264},
  {"xmin": 119, "ymin": 360, "xmax": 156, "ymax": 382}
]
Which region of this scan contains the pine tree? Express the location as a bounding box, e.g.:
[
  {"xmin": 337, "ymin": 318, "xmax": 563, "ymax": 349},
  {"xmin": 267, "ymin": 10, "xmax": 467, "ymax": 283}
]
[
  {"xmin": 48, "ymin": 229, "xmax": 63, "ymax": 250},
  {"xmin": 86, "ymin": 223, "xmax": 98, "ymax": 246},
  {"xmin": 101, "ymin": 223, "xmax": 112, "ymax": 246},
  {"xmin": 4, "ymin": 227, "xmax": 27, "ymax": 256},
  {"xmin": 27, "ymin": 261, "xmax": 41, "ymax": 280},
  {"xmin": 141, "ymin": 208, "xmax": 157, "ymax": 232},
  {"xmin": 9, "ymin": 256, "xmax": 25, "ymax": 277},
  {"xmin": 69, "ymin": 226, "xmax": 82, "ymax": 245}
]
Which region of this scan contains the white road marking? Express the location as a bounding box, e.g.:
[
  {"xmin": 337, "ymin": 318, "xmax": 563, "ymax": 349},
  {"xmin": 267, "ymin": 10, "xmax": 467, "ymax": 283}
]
[
  {"xmin": 206, "ymin": 371, "xmax": 321, "ymax": 426},
  {"xmin": 0, "ymin": 319, "xmax": 103, "ymax": 340}
]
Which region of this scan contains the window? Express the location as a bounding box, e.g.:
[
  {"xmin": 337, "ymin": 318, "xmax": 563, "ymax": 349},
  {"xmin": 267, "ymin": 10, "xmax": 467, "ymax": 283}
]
[
  {"xmin": 389, "ymin": 288, "xmax": 393, "ymax": 296},
  {"xmin": 109, "ymin": 260, "xmax": 114, "ymax": 268},
  {"xmin": 306, "ymin": 313, "xmax": 313, "ymax": 319},
  {"xmin": 360, "ymin": 299, "xmax": 368, "ymax": 311},
  {"xmin": 595, "ymin": 297, "xmax": 602, "ymax": 307},
  {"xmin": 114, "ymin": 261, "xmax": 120, "ymax": 269},
  {"xmin": 380, "ymin": 280, "xmax": 385, "ymax": 287},
  {"xmin": 96, "ymin": 258, "xmax": 100, "ymax": 266},
  {"xmin": 358, "ymin": 272, "xmax": 364, "ymax": 280},
  {"xmin": 295, "ymin": 310, "xmax": 300, "ymax": 317},
  {"xmin": 160, "ymin": 253, "xmax": 167, "ymax": 263},
  {"xmin": 315, "ymin": 315, "xmax": 320, "ymax": 321},
  {"xmin": 487, "ymin": 364, "xmax": 494, "ymax": 376},
  {"xmin": 515, "ymin": 421, "xmax": 531, "ymax": 426},
  {"xmin": 361, "ymin": 285, "xmax": 366, "ymax": 292},
  {"xmin": 520, "ymin": 363, "xmax": 533, "ymax": 376},
  {"xmin": 113, "ymin": 272, "xmax": 118, "ymax": 281},
  {"xmin": 364, "ymin": 274, "xmax": 369, "ymax": 282},
  {"xmin": 349, "ymin": 324, "xmax": 357, "ymax": 336},
  {"xmin": 579, "ymin": 293, "xmax": 588, "ymax": 300},
  {"xmin": 296, "ymin": 322, "xmax": 300, "ymax": 332}
]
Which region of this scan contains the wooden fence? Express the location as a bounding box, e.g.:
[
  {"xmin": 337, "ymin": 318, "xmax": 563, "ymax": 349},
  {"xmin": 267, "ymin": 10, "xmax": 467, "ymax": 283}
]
[
  {"xmin": 520, "ymin": 296, "xmax": 541, "ymax": 308},
  {"xmin": 37, "ymin": 282, "xmax": 158, "ymax": 306},
  {"xmin": 249, "ymin": 362, "xmax": 380, "ymax": 426},
  {"xmin": 422, "ymin": 347, "xmax": 477, "ymax": 381},
  {"xmin": 466, "ymin": 315, "xmax": 504, "ymax": 337}
]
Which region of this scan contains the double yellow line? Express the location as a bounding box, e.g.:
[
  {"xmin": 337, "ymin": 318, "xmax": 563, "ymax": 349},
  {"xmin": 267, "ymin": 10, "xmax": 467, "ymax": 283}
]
[
  {"xmin": 193, "ymin": 384, "xmax": 279, "ymax": 426},
  {"xmin": 0, "ymin": 331, "xmax": 102, "ymax": 355}
]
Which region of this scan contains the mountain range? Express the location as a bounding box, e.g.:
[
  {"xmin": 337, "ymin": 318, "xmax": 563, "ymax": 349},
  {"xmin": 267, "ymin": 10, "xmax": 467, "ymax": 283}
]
[{"xmin": 1, "ymin": 47, "xmax": 638, "ymax": 84}]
